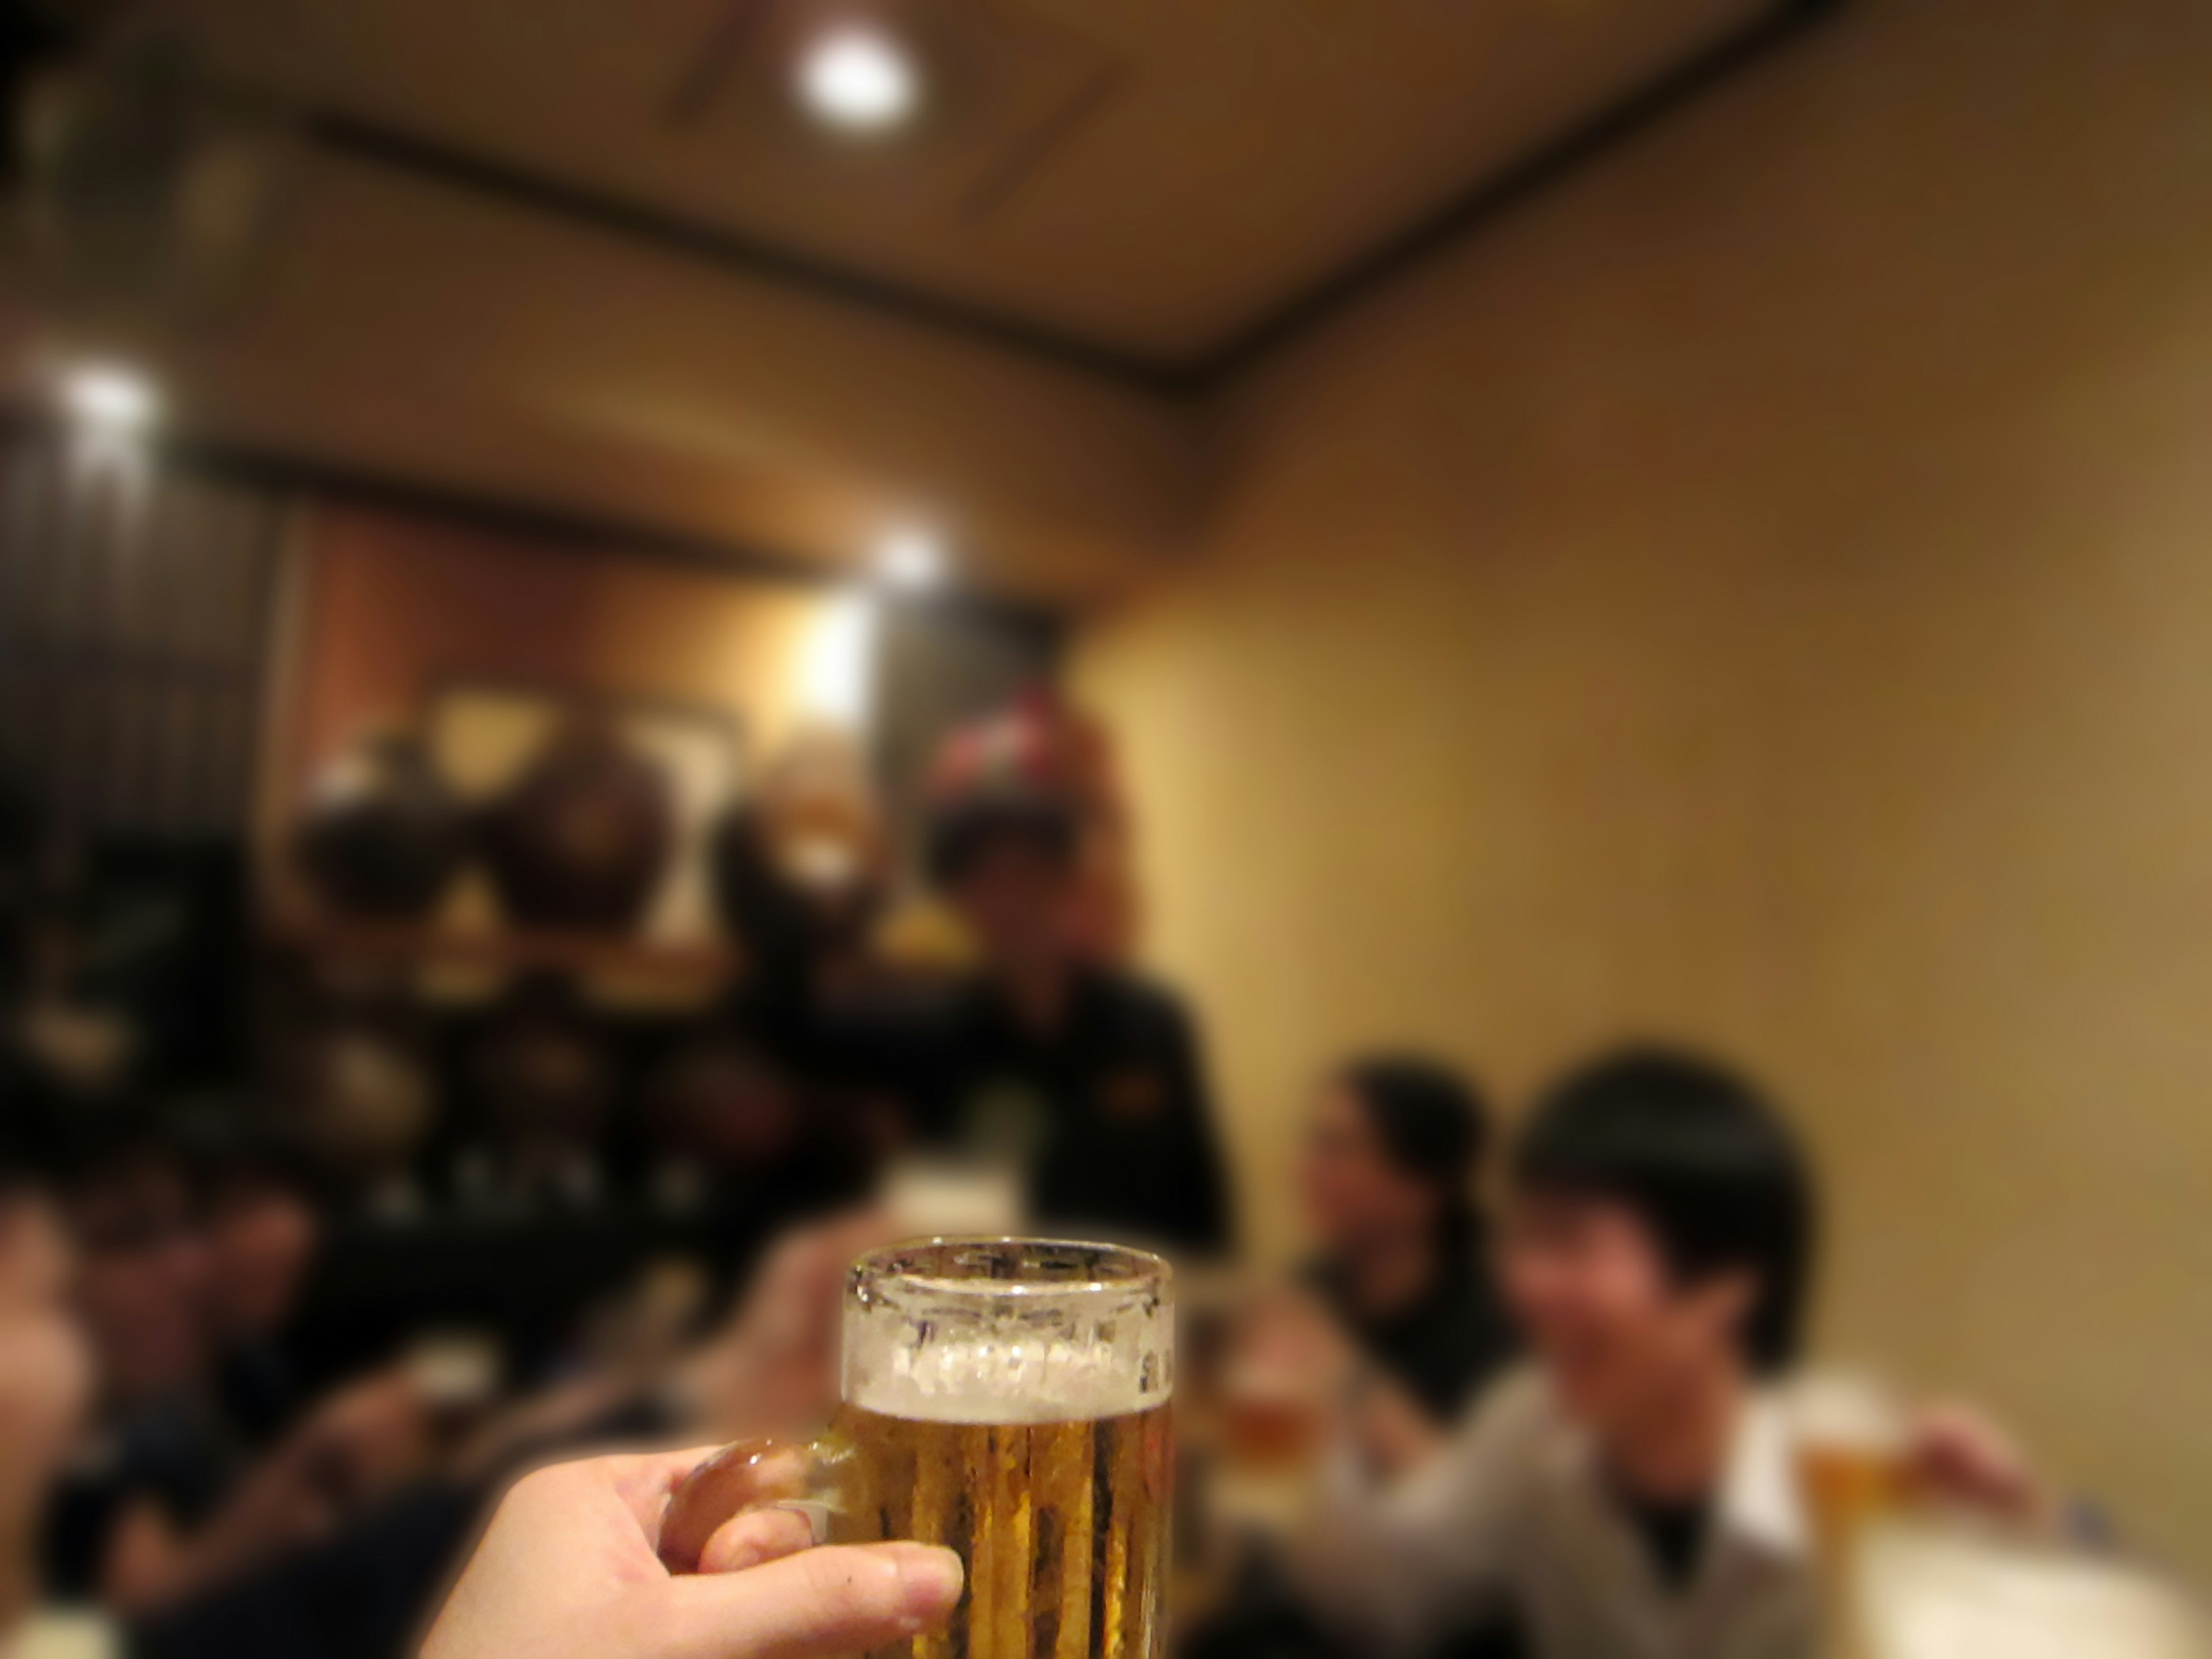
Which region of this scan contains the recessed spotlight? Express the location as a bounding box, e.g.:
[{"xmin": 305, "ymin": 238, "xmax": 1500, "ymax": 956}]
[
  {"xmin": 797, "ymin": 26, "xmax": 919, "ymax": 134},
  {"xmin": 876, "ymin": 526, "xmax": 946, "ymax": 590},
  {"xmin": 61, "ymin": 364, "xmax": 160, "ymax": 433}
]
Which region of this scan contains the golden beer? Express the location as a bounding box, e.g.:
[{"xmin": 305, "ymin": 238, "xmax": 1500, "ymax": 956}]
[
  {"xmin": 1797, "ymin": 1441, "xmax": 1914, "ymax": 1563},
  {"xmin": 827, "ymin": 1399, "xmax": 1173, "ymax": 1659}
]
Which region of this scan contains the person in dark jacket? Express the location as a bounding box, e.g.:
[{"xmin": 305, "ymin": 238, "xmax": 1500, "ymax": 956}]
[
  {"xmin": 914, "ymin": 791, "xmax": 1233, "ymax": 1257},
  {"xmin": 1300, "ymin": 1055, "xmax": 1516, "ymax": 1422}
]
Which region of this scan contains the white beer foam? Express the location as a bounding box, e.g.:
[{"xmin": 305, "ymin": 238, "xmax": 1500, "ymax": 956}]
[{"xmin": 846, "ymin": 1335, "xmax": 1171, "ymax": 1425}]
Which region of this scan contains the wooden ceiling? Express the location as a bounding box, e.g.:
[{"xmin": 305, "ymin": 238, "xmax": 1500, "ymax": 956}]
[
  {"xmin": 0, "ymin": 0, "xmax": 1828, "ymax": 603},
  {"xmin": 174, "ymin": 0, "xmax": 1798, "ymax": 381}
]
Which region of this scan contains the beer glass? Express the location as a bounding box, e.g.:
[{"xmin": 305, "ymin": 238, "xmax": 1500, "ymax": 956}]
[
  {"xmin": 1790, "ymin": 1374, "xmax": 1915, "ymax": 1564},
  {"xmin": 1787, "ymin": 1374, "xmax": 1914, "ymax": 1659},
  {"xmin": 662, "ymin": 1237, "xmax": 1175, "ymax": 1659}
]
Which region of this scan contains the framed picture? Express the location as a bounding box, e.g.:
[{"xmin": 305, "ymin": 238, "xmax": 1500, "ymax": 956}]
[{"xmin": 425, "ymin": 677, "xmax": 743, "ymax": 949}]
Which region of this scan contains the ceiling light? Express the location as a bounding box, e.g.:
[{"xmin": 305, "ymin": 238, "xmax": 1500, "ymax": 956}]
[
  {"xmin": 797, "ymin": 27, "xmax": 919, "ymax": 134},
  {"xmin": 876, "ymin": 526, "xmax": 946, "ymax": 590},
  {"xmin": 61, "ymin": 364, "xmax": 160, "ymax": 433}
]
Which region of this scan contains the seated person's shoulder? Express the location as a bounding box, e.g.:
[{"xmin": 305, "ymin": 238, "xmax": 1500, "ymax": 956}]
[
  {"xmin": 1472, "ymin": 1364, "xmax": 1553, "ymax": 1426},
  {"xmin": 1455, "ymin": 1365, "xmax": 1574, "ymax": 1465}
]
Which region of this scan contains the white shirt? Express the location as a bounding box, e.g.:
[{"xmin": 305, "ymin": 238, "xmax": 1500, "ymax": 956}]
[{"xmin": 1295, "ymin": 1368, "xmax": 1818, "ymax": 1659}]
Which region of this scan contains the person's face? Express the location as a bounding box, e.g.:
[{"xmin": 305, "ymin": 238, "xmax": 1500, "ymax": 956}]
[
  {"xmin": 1500, "ymin": 1192, "xmax": 1754, "ymax": 1435},
  {"xmin": 1299, "ymin": 1084, "xmax": 1439, "ymax": 1252},
  {"xmin": 946, "ymin": 840, "xmax": 1077, "ymax": 970},
  {"xmin": 71, "ymin": 1164, "xmax": 212, "ymax": 1403},
  {"xmin": 0, "ymin": 1195, "xmax": 94, "ymax": 1551},
  {"xmin": 204, "ymin": 1181, "xmax": 319, "ymax": 1342}
]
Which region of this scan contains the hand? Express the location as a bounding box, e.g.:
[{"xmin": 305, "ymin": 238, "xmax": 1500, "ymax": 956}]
[
  {"xmin": 0, "ymin": 1195, "xmax": 91, "ymax": 1567},
  {"xmin": 422, "ymin": 1448, "xmax": 965, "ymax": 1659},
  {"xmin": 1229, "ymin": 1285, "xmax": 1362, "ymax": 1407},
  {"xmin": 680, "ymin": 1211, "xmax": 897, "ymax": 1440},
  {"xmin": 293, "ymin": 1368, "xmax": 435, "ymax": 1505},
  {"xmin": 105, "ymin": 1369, "xmax": 438, "ymax": 1614},
  {"xmin": 1906, "ymin": 1403, "xmax": 2044, "ymax": 1524}
]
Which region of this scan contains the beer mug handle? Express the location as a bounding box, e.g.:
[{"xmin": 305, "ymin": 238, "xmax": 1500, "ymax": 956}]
[{"xmin": 658, "ymin": 1435, "xmax": 843, "ymax": 1574}]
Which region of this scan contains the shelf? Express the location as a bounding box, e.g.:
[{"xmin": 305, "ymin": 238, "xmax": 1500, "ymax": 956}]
[{"xmin": 267, "ymin": 914, "xmax": 743, "ymax": 999}]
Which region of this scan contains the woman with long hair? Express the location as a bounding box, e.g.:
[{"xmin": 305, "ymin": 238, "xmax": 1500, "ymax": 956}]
[{"xmin": 1298, "ymin": 1055, "xmax": 1516, "ymax": 1423}]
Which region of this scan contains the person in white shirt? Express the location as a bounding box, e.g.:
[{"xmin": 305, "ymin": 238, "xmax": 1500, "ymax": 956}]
[{"xmin": 1287, "ymin": 1046, "xmax": 2040, "ymax": 1659}]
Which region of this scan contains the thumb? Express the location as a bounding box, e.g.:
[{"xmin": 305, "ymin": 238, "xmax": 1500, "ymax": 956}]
[{"xmin": 649, "ymin": 1541, "xmax": 965, "ymax": 1659}]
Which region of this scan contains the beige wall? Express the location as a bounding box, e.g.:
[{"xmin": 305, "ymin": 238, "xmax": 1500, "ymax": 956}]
[{"xmin": 1076, "ymin": 0, "xmax": 2212, "ymax": 1570}]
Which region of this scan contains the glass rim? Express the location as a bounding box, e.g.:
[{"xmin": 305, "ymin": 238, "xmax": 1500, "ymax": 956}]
[{"xmin": 851, "ymin": 1234, "xmax": 1174, "ymax": 1300}]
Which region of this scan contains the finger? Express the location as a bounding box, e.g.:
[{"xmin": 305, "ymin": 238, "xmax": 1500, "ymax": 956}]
[
  {"xmin": 699, "ymin": 1505, "xmax": 817, "ymax": 1574},
  {"xmin": 603, "ymin": 1446, "xmax": 732, "ymax": 1533},
  {"xmin": 660, "ymin": 1442, "xmax": 818, "ymax": 1571},
  {"xmin": 652, "ymin": 1541, "xmax": 965, "ymax": 1659},
  {"xmin": 1909, "ymin": 1410, "xmax": 2032, "ymax": 1513}
]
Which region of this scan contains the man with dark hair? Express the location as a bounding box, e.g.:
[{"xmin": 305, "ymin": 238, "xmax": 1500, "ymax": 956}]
[
  {"xmin": 1508, "ymin": 1047, "xmax": 1817, "ymax": 1384},
  {"xmin": 912, "ymin": 789, "xmax": 1232, "ymax": 1255},
  {"xmin": 1290, "ymin": 1044, "xmax": 2039, "ymax": 1659}
]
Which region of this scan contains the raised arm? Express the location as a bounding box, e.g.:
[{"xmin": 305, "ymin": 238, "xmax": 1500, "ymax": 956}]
[{"xmin": 1291, "ymin": 1368, "xmax": 1550, "ymax": 1656}]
